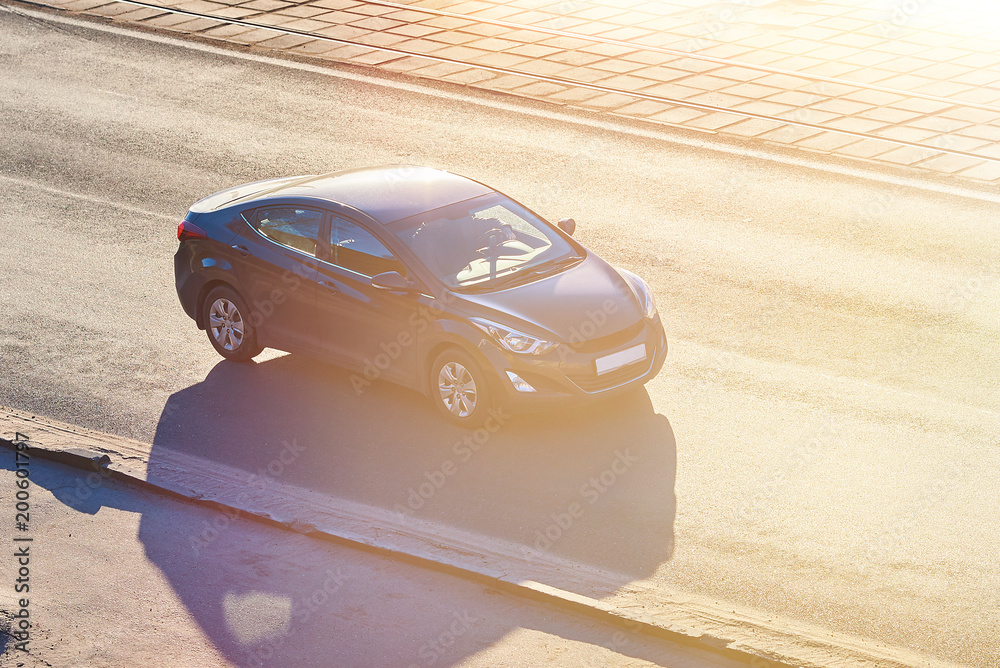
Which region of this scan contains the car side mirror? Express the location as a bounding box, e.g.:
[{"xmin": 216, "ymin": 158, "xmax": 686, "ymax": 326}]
[
  {"xmin": 557, "ymin": 218, "xmax": 576, "ymax": 236},
  {"xmin": 371, "ymin": 271, "xmax": 418, "ymax": 292}
]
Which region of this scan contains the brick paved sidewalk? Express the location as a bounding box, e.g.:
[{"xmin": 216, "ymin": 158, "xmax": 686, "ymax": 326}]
[{"xmin": 20, "ymin": 0, "xmax": 1000, "ymax": 185}]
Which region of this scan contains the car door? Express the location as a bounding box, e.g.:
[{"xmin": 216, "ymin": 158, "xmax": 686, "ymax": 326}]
[
  {"xmin": 315, "ymin": 214, "xmax": 422, "ymax": 386},
  {"xmin": 228, "ymin": 205, "xmax": 323, "ymax": 352}
]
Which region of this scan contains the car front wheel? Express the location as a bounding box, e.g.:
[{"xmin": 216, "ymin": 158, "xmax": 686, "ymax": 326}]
[
  {"xmin": 430, "ymin": 348, "xmax": 494, "ymax": 427},
  {"xmin": 203, "ymin": 285, "xmax": 262, "ymax": 362}
]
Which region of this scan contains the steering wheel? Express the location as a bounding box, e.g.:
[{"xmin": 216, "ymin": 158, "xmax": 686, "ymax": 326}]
[{"xmin": 475, "ymin": 224, "xmax": 516, "ymax": 255}]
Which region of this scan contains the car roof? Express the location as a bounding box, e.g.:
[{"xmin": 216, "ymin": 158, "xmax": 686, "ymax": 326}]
[{"xmin": 244, "ymin": 165, "xmax": 495, "ymax": 224}]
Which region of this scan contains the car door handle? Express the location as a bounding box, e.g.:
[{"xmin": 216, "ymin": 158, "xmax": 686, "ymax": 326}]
[
  {"xmin": 231, "ymin": 244, "xmax": 250, "ymax": 257},
  {"xmin": 319, "ymin": 280, "xmax": 339, "ymax": 293}
]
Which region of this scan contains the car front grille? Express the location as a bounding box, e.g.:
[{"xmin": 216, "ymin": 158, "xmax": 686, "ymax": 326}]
[{"xmin": 567, "ymin": 320, "xmax": 645, "ymax": 354}]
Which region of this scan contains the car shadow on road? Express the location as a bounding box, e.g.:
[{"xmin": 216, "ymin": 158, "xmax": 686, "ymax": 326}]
[
  {"xmin": 134, "ymin": 352, "xmax": 677, "ymax": 664},
  {"xmin": 151, "ymin": 353, "xmax": 676, "ymax": 577}
]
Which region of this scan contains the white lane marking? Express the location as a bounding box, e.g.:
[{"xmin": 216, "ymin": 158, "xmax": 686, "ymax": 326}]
[
  {"xmin": 4, "ymin": 3, "xmax": 1000, "ymax": 206},
  {"xmin": 0, "ymin": 174, "xmax": 178, "ymax": 221}
]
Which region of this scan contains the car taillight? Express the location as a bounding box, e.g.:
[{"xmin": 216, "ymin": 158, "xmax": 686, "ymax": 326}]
[{"xmin": 177, "ymin": 220, "xmax": 208, "ymax": 242}]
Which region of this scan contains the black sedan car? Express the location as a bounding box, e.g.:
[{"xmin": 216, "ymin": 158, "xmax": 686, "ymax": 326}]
[{"xmin": 175, "ymin": 166, "xmax": 666, "ymax": 426}]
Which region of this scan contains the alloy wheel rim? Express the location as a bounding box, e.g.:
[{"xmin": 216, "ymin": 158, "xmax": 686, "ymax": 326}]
[
  {"xmin": 438, "ymin": 361, "xmax": 478, "ymax": 418},
  {"xmin": 209, "ymin": 298, "xmax": 245, "ymax": 351}
]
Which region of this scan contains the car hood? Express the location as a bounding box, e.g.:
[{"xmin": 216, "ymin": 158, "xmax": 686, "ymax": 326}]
[{"xmin": 452, "ymin": 255, "xmax": 643, "ymax": 343}]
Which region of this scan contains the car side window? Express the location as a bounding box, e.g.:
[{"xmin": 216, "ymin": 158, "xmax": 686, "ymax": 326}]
[
  {"xmin": 255, "ymin": 208, "xmax": 323, "ymax": 255},
  {"xmin": 330, "ymin": 217, "xmax": 402, "ymax": 277}
]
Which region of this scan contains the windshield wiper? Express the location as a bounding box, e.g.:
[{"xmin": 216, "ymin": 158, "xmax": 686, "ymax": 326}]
[{"xmin": 463, "ymin": 255, "xmax": 583, "ymax": 292}]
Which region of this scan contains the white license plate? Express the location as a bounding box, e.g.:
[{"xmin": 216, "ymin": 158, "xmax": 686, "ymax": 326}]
[{"xmin": 595, "ymin": 344, "xmax": 646, "ymax": 375}]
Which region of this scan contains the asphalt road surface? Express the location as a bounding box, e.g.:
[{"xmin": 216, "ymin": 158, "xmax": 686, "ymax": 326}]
[{"xmin": 1, "ymin": 6, "xmax": 998, "ymax": 666}]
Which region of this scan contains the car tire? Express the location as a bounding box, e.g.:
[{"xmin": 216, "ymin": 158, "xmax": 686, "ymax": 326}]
[
  {"xmin": 429, "ymin": 348, "xmax": 494, "ymax": 427},
  {"xmin": 203, "ymin": 285, "xmax": 263, "ymax": 362}
]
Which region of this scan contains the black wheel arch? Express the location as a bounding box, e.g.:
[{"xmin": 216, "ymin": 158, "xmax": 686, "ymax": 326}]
[{"xmin": 195, "ymin": 278, "xmax": 242, "ymax": 330}]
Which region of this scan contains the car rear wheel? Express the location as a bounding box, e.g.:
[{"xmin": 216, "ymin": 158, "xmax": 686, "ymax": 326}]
[
  {"xmin": 203, "ymin": 285, "xmax": 262, "ymax": 362},
  {"xmin": 430, "ymin": 348, "xmax": 494, "ymax": 427}
]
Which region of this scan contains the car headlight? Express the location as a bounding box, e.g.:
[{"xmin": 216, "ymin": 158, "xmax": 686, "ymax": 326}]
[
  {"xmin": 471, "ymin": 319, "xmax": 559, "ymax": 355},
  {"xmin": 617, "ymin": 268, "xmax": 658, "ymax": 320}
]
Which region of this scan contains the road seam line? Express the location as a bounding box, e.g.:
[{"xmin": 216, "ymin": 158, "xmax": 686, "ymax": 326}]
[{"xmin": 0, "ymin": 174, "xmax": 177, "ymax": 221}]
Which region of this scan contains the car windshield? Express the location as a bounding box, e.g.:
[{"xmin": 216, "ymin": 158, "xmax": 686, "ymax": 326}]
[{"xmin": 390, "ymin": 194, "xmax": 579, "ymax": 291}]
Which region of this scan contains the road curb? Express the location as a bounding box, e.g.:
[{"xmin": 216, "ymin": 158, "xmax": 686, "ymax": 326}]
[
  {"xmin": 0, "ymin": 432, "xmax": 784, "ymax": 667},
  {"xmin": 1, "ymin": 408, "xmax": 966, "ymax": 668},
  {"xmin": 9, "ymin": 0, "xmax": 1000, "ymax": 190},
  {"xmin": 5, "ymin": 0, "xmax": 1000, "ymax": 207}
]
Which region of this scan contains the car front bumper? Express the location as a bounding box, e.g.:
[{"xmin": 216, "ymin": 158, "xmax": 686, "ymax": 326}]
[{"xmin": 480, "ymin": 315, "xmax": 667, "ymax": 409}]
